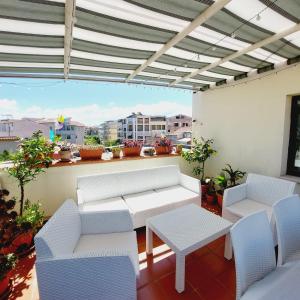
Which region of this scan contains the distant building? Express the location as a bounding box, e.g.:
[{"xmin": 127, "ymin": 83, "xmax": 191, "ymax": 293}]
[
  {"xmin": 99, "ymin": 120, "xmax": 118, "ymax": 142},
  {"xmin": 0, "ymin": 118, "xmax": 50, "ymax": 139},
  {"xmin": 167, "ymin": 114, "xmax": 192, "ymax": 134},
  {"xmin": 38, "ymin": 117, "xmax": 86, "ymax": 145},
  {"xmin": 85, "ymin": 126, "xmax": 100, "ymax": 137},
  {"xmin": 0, "ymin": 136, "xmax": 20, "ymax": 153},
  {"xmin": 118, "ymin": 112, "xmax": 166, "ymax": 143}
]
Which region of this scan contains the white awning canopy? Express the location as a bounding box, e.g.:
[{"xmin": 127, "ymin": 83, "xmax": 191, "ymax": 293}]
[{"xmin": 0, "ymin": 0, "xmax": 299, "ymax": 91}]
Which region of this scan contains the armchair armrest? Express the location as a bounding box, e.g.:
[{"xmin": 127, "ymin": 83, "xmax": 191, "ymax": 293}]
[
  {"xmin": 180, "ymin": 173, "xmax": 201, "ymax": 195},
  {"xmin": 223, "ymin": 183, "xmax": 247, "ymax": 207},
  {"xmin": 36, "ymin": 254, "xmax": 137, "ymax": 300},
  {"xmin": 80, "ymin": 209, "xmax": 134, "ymax": 235},
  {"xmin": 77, "ymin": 189, "xmax": 84, "ymax": 205}
]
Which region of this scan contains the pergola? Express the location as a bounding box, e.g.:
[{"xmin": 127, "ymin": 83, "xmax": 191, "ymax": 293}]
[{"xmin": 0, "ymin": 0, "xmax": 299, "ymax": 91}]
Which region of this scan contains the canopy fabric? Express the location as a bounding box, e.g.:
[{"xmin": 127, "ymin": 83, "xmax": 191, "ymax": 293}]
[{"xmin": 0, "ymin": 0, "xmax": 299, "ymax": 91}]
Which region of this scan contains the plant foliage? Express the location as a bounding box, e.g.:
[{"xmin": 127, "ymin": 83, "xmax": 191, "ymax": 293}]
[{"xmin": 222, "ymin": 164, "xmax": 246, "ymax": 187}]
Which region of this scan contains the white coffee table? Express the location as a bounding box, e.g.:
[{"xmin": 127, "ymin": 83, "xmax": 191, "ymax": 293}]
[{"xmin": 146, "ymin": 204, "xmax": 233, "ymax": 293}]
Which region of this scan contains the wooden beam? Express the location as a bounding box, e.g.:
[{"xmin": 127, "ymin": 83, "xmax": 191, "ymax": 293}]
[
  {"xmin": 64, "ymin": 0, "xmax": 76, "ymax": 80},
  {"xmin": 171, "ymin": 23, "xmax": 300, "ymax": 86},
  {"xmin": 126, "ymin": 0, "xmax": 231, "ymax": 82}
]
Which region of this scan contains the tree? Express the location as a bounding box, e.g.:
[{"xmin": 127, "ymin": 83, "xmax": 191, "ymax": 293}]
[{"xmin": 7, "ymin": 131, "xmax": 55, "ymax": 215}]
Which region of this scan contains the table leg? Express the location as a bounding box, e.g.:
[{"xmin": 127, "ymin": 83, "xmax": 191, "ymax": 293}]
[
  {"xmin": 224, "ymin": 233, "xmax": 232, "ymax": 260},
  {"xmin": 175, "ymin": 253, "xmax": 185, "ymax": 293},
  {"xmin": 146, "ymin": 226, "xmax": 153, "ymax": 255}
]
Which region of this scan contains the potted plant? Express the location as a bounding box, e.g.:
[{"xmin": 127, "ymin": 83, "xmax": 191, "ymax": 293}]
[
  {"xmin": 206, "ymin": 178, "xmax": 216, "ymax": 204},
  {"xmin": 122, "ymin": 140, "xmax": 142, "ymax": 157},
  {"xmin": 7, "ymin": 131, "xmax": 54, "ymax": 216},
  {"xmin": 181, "ymin": 137, "xmax": 217, "ymax": 200},
  {"xmin": 215, "ymin": 173, "xmax": 228, "ymax": 207},
  {"xmin": 176, "ymin": 144, "xmax": 183, "ymax": 154},
  {"xmin": 0, "ymin": 189, "xmax": 18, "ymax": 255},
  {"xmin": 79, "ymin": 145, "xmax": 104, "ymax": 160},
  {"xmin": 58, "ymin": 143, "xmax": 72, "ymax": 162},
  {"xmin": 13, "ymin": 200, "xmax": 44, "ymax": 256},
  {"xmin": 223, "ymin": 164, "xmax": 246, "ymax": 187},
  {"xmin": 0, "ymin": 253, "xmax": 17, "ymax": 298},
  {"xmin": 144, "ymin": 147, "xmax": 155, "ymax": 156},
  {"xmin": 111, "ymin": 147, "xmax": 122, "ymax": 159},
  {"xmin": 154, "ymin": 136, "xmax": 172, "ymax": 155}
]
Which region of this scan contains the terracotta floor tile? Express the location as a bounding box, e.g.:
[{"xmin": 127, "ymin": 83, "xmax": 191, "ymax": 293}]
[
  {"xmin": 137, "ymin": 282, "xmax": 166, "ymax": 300},
  {"xmin": 216, "ymin": 265, "xmax": 236, "ymax": 293}
]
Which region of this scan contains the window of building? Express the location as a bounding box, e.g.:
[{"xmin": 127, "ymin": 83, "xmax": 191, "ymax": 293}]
[
  {"xmin": 66, "ymin": 135, "xmax": 71, "ymax": 139},
  {"xmin": 152, "ymin": 125, "xmax": 157, "ymax": 130},
  {"xmin": 176, "ymin": 115, "xmax": 180, "ymax": 119},
  {"xmin": 144, "ymin": 118, "xmax": 149, "ymax": 124},
  {"xmin": 145, "ymin": 125, "xmax": 149, "ymax": 131},
  {"xmin": 128, "ymin": 125, "xmax": 133, "ymax": 131},
  {"xmin": 138, "ymin": 136, "xmax": 143, "ymax": 140},
  {"xmin": 174, "ymin": 123, "xmax": 179, "ymax": 127},
  {"xmin": 137, "ymin": 125, "xmax": 143, "ymax": 131},
  {"xmin": 162, "ymin": 125, "xmax": 165, "ymax": 130},
  {"xmin": 137, "ymin": 118, "xmax": 143, "ymax": 124},
  {"xmin": 287, "ymin": 96, "xmax": 300, "ymax": 176}
]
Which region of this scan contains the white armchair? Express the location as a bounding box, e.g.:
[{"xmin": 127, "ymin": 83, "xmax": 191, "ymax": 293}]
[
  {"xmin": 273, "ymin": 195, "xmax": 300, "ymax": 265},
  {"xmin": 34, "ymin": 199, "xmax": 139, "ymax": 300},
  {"xmin": 223, "ymin": 173, "xmax": 296, "ymax": 225}
]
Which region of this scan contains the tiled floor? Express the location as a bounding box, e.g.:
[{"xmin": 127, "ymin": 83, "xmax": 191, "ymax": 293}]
[{"xmin": 8, "ymin": 202, "xmax": 236, "ymax": 300}]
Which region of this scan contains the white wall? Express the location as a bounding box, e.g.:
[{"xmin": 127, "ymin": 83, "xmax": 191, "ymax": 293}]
[
  {"xmin": 0, "ymin": 156, "xmax": 192, "ymax": 216},
  {"xmin": 192, "ymin": 64, "xmax": 300, "ymax": 182}
]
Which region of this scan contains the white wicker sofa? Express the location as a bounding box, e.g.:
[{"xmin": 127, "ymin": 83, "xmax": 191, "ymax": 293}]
[
  {"xmin": 35, "ymin": 199, "xmax": 139, "ymax": 300},
  {"xmin": 223, "ymin": 173, "xmax": 296, "ymax": 225},
  {"xmin": 77, "ymin": 165, "xmax": 201, "ymax": 228}
]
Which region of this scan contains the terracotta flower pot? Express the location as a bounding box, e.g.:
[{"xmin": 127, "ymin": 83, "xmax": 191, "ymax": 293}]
[
  {"xmin": 176, "ymin": 146, "xmax": 183, "ymax": 154},
  {"xmin": 59, "ymin": 150, "xmax": 72, "ymax": 162},
  {"xmin": 0, "ymin": 276, "xmax": 10, "ymax": 298},
  {"xmin": 155, "ymin": 146, "xmax": 171, "ymax": 155},
  {"xmin": 217, "ymin": 192, "xmax": 223, "ymax": 208},
  {"xmin": 79, "ymin": 148, "xmax": 103, "ymax": 160},
  {"xmin": 123, "ymin": 147, "xmax": 141, "ymax": 157},
  {"xmin": 206, "ymin": 193, "xmax": 216, "ymax": 204},
  {"xmin": 12, "ymin": 231, "xmax": 33, "ymax": 249},
  {"xmin": 201, "ymin": 184, "xmax": 208, "ymax": 201}
]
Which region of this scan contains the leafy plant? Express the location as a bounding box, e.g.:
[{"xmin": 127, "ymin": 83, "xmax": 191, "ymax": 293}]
[
  {"xmin": 16, "ymin": 200, "xmax": 44, "ymax": 234},
  {"xmin": 206, "ymin": 178, "xmax": 216, "ymax": 195},
  {"xmin": 0, "ymin": 253, "xmax": 17, "ymax": 280},
  {"xmin": 0, "ymin": 150, "xmax": 14, "ymax": 162},
  {"xmin": 84, "ymin": 135, "xmax": 101, "ymax": 145},
  {"xmin": 181, "ymin": 137, "xmax": 217, "ymax": 182},
  {"xmin": 215, "ymin": 172, "xmax": 228, "ymax": 195},
  {"xmin": 7, "ymin": 131, "xmax": 55, "ymax": 215},
  {"xmin": 155, "ymin": 136, "xmax": 172, "ymax": 147},
  {"xmin": 222, "ymin": 164, "xmax": 246, "ymax": 187}
]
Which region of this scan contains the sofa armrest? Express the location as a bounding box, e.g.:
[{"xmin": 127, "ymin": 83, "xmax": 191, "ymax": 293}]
[
  {"xmin": 180, "ymin": 173, "xmax": 201, "ymax": 195},
  {"xmin": 223, "ymin": 183, "xmax": 247, "ymax": 207},
  {"xmin": 80, "ymin": 209, "xmax": 134, "ymax": 235},
  {"xmin": 36, "ymin": 254, "xmax": 137, "ymax": 300}
]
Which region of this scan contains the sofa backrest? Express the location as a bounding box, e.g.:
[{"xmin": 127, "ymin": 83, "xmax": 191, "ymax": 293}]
[
  {"xmin": 77, "ymin": 165, "xmax": 181, "ymax": 203},
  {"xmin": 246, "ymin": 173, "xmax": 296, "ymax": 206},
  {"xmin": 34, "ymin": 199, "xmax": 81, "ymax": 259}
]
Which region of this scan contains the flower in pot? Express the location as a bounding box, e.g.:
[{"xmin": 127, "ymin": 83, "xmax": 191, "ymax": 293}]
[
  {"xmin": 79, "ymin": 145, "xmax": 104, "ymax": 160},
  {"xmin": 0, "ymin": 253, "xmax": 17, "ymax": 297},
  {"xmin": 154, "ymin": 136, "xmax": 172, "ymax": 155},
  {"xmin": 215, "ymin": 173, "xmax": 228, "ymax": 208},
  {"xmin": 206, "ymin": 178, "xmax": 216, "ymax": 204},
  {"xmin": 122, "ymin": 140, "xmax": 143, "ymax": 157},
  {"xmin": 58, "ymin": 143, "xmax": 73, "ymax": 162},
  {"xmin": 181, "ymin": 137, "xmax": 217, "ymax": 200},
  {"xmin": 111, "ymin": 147, "xmax": 122, "ymax": 159},
  {"xmin": 7, "ymin": 131, "xmax": 55, "ymax": 215},
  {"xmin": 222, "ymin": 164, "xmax": 246, "ymax": 187}
]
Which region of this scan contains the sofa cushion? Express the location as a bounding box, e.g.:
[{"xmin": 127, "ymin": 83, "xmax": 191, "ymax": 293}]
[
  {"xmin": 74, "ymin": 231, "xmax": 139, "ymax": 275},
  {"xmin": 226, "ymin": 199, "xmax": 272, "ymax": 220},
  {"xmin": 77, "ymin": 173, "xmax": 121, "ymax": 203},
  {"xmin": 78, "ymin": 197, "xmax": 129, "ymax": 213},
  {"xmin": 35, "ymin": 199, "xmax": 81, "ymax": 259},
  {"xmin": 155, "ymin": 185, "xmax": 199, "ymax": 203},
  {"xmin": 119, "ymin": 165, "xmax": 180, "ymax": 196}
]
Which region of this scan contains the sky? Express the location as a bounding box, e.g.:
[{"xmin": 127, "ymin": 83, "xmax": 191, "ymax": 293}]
[{"xmin": 0, "ymin": 78, "xmax": 192, "ymax": 126}]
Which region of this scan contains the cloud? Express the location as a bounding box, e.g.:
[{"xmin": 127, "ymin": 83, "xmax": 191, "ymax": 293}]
[{"xmin": 0, "ymin": 99, "xmax": 192, "ymax": 126}]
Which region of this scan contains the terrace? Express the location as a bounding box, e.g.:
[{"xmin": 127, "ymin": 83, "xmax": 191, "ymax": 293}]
[{"xmin": 1, "ymin": 0, "xmax": 300, "ymax": 300}]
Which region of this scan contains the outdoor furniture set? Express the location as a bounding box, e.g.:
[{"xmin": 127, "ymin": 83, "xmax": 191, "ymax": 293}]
[{"xmin": 34, "ymin": 165, "xmax": 298, "ymax": 299}]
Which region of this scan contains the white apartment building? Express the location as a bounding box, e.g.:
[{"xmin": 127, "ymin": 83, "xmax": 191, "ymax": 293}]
[
  {"xmin": 99, "ymin": 120, "xmax": 118, "ymax": 142},
  {"xmin": 166, "ymin": 114, "xmax": 192, "ymax": 134},
  {"xmin": 38, "ymin": 117, "xmax": 86, "ymax": 145},
  {"xmin": 118, "ymin": 112, "xmax": 166, "ymax": 143}
]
